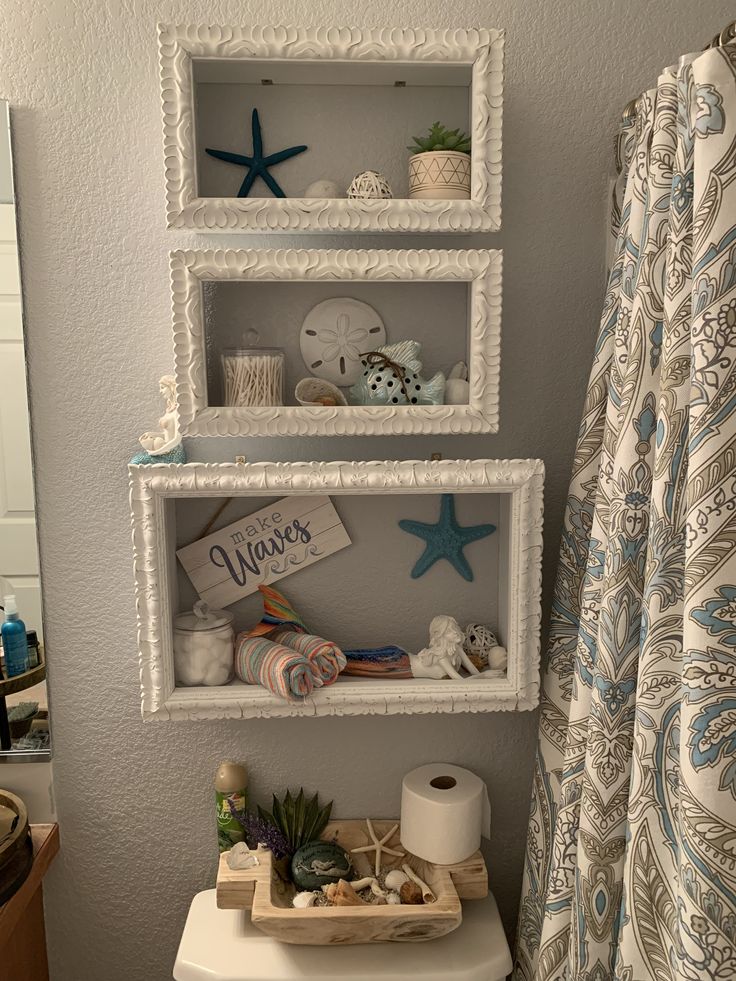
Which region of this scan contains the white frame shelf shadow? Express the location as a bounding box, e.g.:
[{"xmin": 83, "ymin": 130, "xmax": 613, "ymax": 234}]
[
  {"xmin": 159, "ymin": 24, "xmax": 503, "ymax": 233},
  {"xmin": 172, "ymin": 248, "xmax": 502, "ymax": 437},
  {"xmin": 129, "ymin": 459, "xmax": 544, "ymax": 721}
]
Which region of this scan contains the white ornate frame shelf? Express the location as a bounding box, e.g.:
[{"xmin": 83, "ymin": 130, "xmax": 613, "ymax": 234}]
[
  {"xmin": 159, "ymin": 25, "xmax": 503, "ymax": 233},
  {"xmin": 129, "ymin": 459, "xmax": 544, "ymax": 720},
  {"xmin": 172, "ymin": 248, "xmax": 502, "ymax": 437}
]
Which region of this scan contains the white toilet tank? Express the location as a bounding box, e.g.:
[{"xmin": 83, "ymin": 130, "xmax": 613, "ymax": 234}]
[{"xmin": 174, "ymin": 888, "xmax": 513, "ymax": 981}]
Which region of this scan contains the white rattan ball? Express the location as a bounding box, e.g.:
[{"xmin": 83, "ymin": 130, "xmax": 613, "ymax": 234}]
[
  {"xmin": 347, "ymin": 170, "xmax": 393, "ymax": 200},
  {"xmin": 463, "ymin": 623, "xmax": 498, "ymax": 668}
]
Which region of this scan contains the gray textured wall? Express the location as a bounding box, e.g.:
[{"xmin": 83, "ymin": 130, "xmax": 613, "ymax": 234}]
[{"xmin": 1, "ymin": 2, "xmax": 732, "ymax": 979}]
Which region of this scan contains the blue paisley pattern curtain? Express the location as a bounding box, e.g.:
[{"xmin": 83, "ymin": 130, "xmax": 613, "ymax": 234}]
[{"xmin": 515, "ymin": 45, "xmax": 736, "ymax": 981}]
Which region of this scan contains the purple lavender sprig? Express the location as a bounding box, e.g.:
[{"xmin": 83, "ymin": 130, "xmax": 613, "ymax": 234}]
[{"xmin": 228, "ymin": 801, "xmax": 291, "ymax": 859}]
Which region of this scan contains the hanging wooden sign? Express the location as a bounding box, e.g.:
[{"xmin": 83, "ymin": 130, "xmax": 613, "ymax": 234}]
[{"xmin": 177, "ymin": 496, "xmax": 351, "ymax": 608}]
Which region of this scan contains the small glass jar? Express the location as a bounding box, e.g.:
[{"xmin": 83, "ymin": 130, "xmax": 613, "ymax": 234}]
[
  {"xmin": 221, "ymin": 346, "xmax": 285, "ymax": 407},
  {"xmin": 173, "ymin": 601, "xmax": 234, "ymax": 687}
]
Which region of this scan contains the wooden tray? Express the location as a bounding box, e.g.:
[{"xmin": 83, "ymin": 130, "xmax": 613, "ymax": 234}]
[{"xmin": 216, "ymin": 819, "xmax": 487, "ymax": 945}]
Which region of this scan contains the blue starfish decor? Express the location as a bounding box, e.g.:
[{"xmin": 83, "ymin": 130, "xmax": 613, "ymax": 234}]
[
  {"xmin": 205, "ymin": 109, "xmax": 307, "ymax": 198},
  {"xmin": 398, "ymin": 494, "xmax": 496, "ymax": 582}
]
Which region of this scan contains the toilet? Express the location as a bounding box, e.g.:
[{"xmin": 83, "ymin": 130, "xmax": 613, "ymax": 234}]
[{"xmin": 174, "ymin": 888, "xmax": 513, "ymax": 981}]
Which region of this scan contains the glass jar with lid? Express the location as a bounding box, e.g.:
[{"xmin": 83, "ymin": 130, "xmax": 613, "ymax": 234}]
[
  {"xmin": 221, "ymin": 329, "xmax": 284, "ymax": 407},
  {"xmin": 173, "ymin": 601, "xmax": 234, "ymax": 686}
]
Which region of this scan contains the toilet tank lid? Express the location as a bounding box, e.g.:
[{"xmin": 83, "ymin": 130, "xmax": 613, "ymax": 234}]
[{"xmin": 174, "ymin": 889, "xmax": 512, "ymax": 981}]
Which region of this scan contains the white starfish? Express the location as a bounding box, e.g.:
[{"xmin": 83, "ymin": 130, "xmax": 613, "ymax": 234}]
[{"xmin": 351, "ymin": 819, "xmax": 405, "ymax": 876}]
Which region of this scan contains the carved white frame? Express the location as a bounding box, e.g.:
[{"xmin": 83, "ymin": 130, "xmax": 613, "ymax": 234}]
[
  {"xmin": 159, "ymin": 25, "xmax": 503, "ymax": 233},
  {"xmin": 172, "ymin": 248, "xmax": 501, "ymax": 437},
  {"xmin": 129, "ymin": 459, "xmax": 544, "ymax": 720}
]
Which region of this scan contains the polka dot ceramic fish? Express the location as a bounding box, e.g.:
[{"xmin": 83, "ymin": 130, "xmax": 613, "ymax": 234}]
[{"xmin": 349, "ymin": 341, "xmax": 446, "ymax": 406}]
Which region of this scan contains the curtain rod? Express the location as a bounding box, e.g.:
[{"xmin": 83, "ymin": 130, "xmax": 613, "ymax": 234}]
[{"xmin": 621, "ymin": 18, "xmax": 736, "ymax": 120}]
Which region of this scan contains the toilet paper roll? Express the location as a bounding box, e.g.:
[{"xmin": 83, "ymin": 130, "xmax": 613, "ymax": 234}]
[{"xmin": 400, "ymin": 763, "xmax": 491, "ymax": 866}]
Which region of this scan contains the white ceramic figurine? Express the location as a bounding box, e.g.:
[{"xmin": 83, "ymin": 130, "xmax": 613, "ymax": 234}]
[
  {"xmin": 409, "ymin": 615, "xmax": 481, "ymax": 680},
  {"xmin": 131, "ymin": 375, "xmax": 186, "ymax": 464}
]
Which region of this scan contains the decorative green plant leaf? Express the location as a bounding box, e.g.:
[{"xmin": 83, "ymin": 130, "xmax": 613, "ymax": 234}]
[
  {"xmin": 303, "ymin": 799, "xmax": 333, "ymax": 844},
  {"xmin": 408, "ymin": 121, "xmax": 471, "ymax": 154},
  {"xmin": 258, "ymin": 788, "xmax": 333, "ymax": 852}
]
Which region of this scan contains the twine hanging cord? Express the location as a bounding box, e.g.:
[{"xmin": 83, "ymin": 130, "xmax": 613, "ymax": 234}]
[{"xmin": 361, "ymin": 350, "xmax": 412, "ymax": 401}]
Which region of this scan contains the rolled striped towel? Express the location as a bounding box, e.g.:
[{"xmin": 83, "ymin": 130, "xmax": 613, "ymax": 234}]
[
  {"xmin": 271, "ymin": 630, "xmax": 346, "ymax": 686},
  {"xmin": 234, "ymin": 634, "xmax": 314, "ymax": 701}
]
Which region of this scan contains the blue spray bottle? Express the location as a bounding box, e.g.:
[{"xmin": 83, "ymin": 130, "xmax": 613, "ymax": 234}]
[{"xmin": 2, "ymin": 595, "xmax": 29, "ymax": 677}]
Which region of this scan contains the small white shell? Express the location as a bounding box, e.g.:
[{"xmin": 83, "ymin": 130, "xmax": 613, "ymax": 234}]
[
  {"xmin": 292, "ymin": 891, "xmax": 318, "ymax": 908},
  {"xmin": 385, "ymin": 869, "xmax": 409, "ymax": 892},
  {"xmin": 304, "ymin": 179, "xmax": 343, "ymax": 198},
  {"xmin": 487, "ymin": 645, "xmax": 508, "ymax": 670},
  {"xmin": 226, "ymin": 842, "xmax": 259, "ymax": 870},
  {"xmin": 294, "ymin": 377, "xmax": 348, "ymax": 407},
  {"xmin": 386, "ymin": 891, "xmax": 402, "ymax": 904}
]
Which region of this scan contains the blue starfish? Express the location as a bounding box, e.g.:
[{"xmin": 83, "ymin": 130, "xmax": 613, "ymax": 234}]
[
  {"xmin": 205, "ymin": 109, "xmax": 307, "ymax": 198},
  {"xmin": 398, "ymin": 494, "xmax": 496, "ymax": 582}
]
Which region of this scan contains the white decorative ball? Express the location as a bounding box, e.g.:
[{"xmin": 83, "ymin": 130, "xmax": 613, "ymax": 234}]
[
  {"xmin": 304, "ymin": 179, "xmax": 343, "ymax": 198},
  {"xmin": 347, "ymin": 170, "xmax": 393, "ymax": 200},
  {"xmin": 462, "ymin": 623, "xmax": 499, "ymax": 669}
]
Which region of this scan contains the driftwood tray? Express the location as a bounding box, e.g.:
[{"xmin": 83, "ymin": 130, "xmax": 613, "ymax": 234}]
[{"xmin": 216, "ymin": 819, "xmax": 488, "ymax": 945}]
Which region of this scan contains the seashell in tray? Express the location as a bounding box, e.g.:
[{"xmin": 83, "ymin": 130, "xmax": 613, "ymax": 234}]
[{"xmin": 295, "ymin": 377, "xmax": 348, "ymax": 407}]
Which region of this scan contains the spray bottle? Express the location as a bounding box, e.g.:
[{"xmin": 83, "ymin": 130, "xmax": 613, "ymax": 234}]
[{"xmin": 215, "ymin": 761, "xmax": 248, "ymax": 852}]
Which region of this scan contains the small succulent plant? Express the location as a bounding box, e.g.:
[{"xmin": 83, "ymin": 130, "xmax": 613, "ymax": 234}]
[
  {"xmin": 408, "ymin": 121, "xmax": 471, "ymax": 155},
  {"xmin": 258, "ymin": 788, "xmax": 333, "ymax": 855}
]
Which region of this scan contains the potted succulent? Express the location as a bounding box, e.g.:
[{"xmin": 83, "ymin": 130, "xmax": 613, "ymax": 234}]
[{"xmin": 407, "ymin": 122, "xmax": 472, "ymax": 200}]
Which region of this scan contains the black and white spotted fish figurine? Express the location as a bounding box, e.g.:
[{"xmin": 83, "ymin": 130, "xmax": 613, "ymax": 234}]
[{"xmin": 349, "ymin": 341, "xmax": 446, "ymax": 406}]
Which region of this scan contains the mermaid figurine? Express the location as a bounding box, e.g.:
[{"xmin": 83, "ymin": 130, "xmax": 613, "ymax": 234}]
[{"xmin": 130, "ymin": 375, "xmax": 186, "ymax": 464}]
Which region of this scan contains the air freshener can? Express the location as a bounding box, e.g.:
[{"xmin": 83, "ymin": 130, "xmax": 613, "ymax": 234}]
[{"xmin": 215, "ymin": 761, "xmax": 248, "ymax": 853}]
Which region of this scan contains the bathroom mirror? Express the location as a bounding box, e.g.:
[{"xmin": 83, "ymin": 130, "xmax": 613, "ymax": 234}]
[{"xmin": 0, "ymin": 99, "xmax": 51, "ymax": 761}]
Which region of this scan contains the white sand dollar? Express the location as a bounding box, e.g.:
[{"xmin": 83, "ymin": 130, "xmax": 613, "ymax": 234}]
[{"xmin": 300, "ymin": 297, "xmax": 387, "ymax": 385}]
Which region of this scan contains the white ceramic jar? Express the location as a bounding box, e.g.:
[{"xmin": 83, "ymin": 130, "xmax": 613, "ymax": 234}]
[{"xmin": 173, "ymin": 601, "xmax": 234, "ymax": 687}]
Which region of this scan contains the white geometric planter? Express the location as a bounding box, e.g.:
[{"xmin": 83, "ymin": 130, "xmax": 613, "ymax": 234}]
[
  {"xmin": 158, "ymin": 25, "xmax": 503, "ymax": 233},
  {"xmin": 409, "ymin": 151, "xmax": 471, "ymax": 200},
  {"xmin": 129, "ymin": 459, "xmax": 544, "ymax": 721},
  {"xmin": 171, "ymin": 248, "xmax": 502, "ymax": 437}
]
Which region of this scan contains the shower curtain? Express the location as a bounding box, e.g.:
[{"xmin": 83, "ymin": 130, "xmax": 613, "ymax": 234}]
[{"xmin": 514, "ymin": 44, "xmax": 736, "ymax": 981}]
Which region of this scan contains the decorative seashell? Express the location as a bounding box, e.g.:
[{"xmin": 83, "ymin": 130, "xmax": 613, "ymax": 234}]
[
  {"xmin": 400, "ymin": 880, "xmax": 424, "ymax": 904},
  {"xmin": 386, "ymin": 891, "xmax": 402, "ymax": 905},
  {"xmin": 402, "ymin": 863, "xmax": 436, "ymax": 904},
  {"xmin": 295, "ymin": 377, "xmax": 349, "ymax": 407},
  {"xmin": 304, "ymin": 179, "xmax": 343, "ymax": 198},
  {"xmin": 445, "ymin": 361, "xmax": 470, "ymax": 404},
  {"xmin": 325, "ymin": 879, "xmax": 366, "ymax": 906},
  {"xmin": 300, "ymin": 297, "xmax": 387, "ymax": 386},
  {"xmin": 384, "ymin": 869, "xmax": 409, "ymax": 892},
  {"xmin": 350, "ymin": 341, "xmax": 445, "ymax": 407},
  {"xmin": 292, "ymin": 891, "xmax": 318, "ymax": 908},
  {"xmin": 487, "ymin": 645, "xmax": 508, "ymax": 671},
  {"xmin": 226, "ymin": 842, "xmax": 259, "ymax": 870},
  {"xmin": 347, "ymin": 170, "xmax": 392, "ymax": 199}
]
